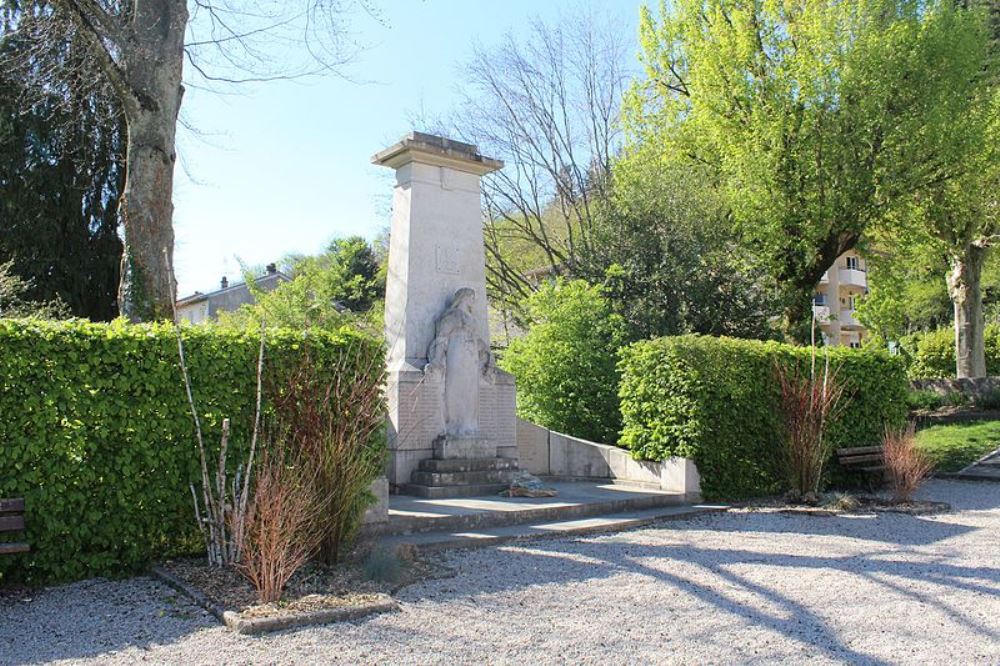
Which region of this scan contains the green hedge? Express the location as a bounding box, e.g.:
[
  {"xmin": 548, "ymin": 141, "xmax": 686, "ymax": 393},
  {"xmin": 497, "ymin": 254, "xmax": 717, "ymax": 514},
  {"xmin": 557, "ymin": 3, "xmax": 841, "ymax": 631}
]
[
  {"xmin": 618, "ymin": 335, "xmax": 908, "ymax": 500},
  {"xmin": 898, "ymin": 325, "xmax": 1000, "ymax": 379},
  {"xmin": 0, "ymin": 319, "xmax": 382, "ymax": 584}
]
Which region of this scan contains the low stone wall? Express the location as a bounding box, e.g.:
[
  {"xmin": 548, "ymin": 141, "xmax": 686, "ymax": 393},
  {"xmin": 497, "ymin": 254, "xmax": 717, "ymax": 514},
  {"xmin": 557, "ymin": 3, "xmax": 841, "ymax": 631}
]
[
  {"xmin": 516, "ymin": 419, "xmax": 702, "ymax": 502},
  {"xmin": 911, "ymin": 377, "xmax": 1000, "ymax": 401}
]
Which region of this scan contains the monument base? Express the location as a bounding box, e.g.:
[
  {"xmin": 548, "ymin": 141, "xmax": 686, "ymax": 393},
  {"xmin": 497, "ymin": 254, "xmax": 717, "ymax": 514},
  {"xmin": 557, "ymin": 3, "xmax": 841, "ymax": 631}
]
[
  {"xmin": 433, "ymin": 435, "xmax": 496, "ymax": 459},
  {"xmin": 400, "ymin": 436, "xmax": 519, "ymax": 498}
]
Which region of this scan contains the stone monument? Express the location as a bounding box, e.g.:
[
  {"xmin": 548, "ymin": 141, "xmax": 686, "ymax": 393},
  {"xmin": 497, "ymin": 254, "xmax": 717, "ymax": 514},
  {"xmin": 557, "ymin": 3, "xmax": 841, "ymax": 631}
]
[{"xmin": 373, "ymin": 132, "xmax": 519, "ymax": 497}]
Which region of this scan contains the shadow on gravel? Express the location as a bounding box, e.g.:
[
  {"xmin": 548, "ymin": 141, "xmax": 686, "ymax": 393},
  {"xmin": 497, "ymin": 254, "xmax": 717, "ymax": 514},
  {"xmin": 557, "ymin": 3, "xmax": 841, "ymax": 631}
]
[
  {"xmin": 403, "ymin": 482, "xmax": 1000, "ymax": 665},
  {"xmin": 0, "ymin": 576, "xmax": 215, "ymax": 665}
]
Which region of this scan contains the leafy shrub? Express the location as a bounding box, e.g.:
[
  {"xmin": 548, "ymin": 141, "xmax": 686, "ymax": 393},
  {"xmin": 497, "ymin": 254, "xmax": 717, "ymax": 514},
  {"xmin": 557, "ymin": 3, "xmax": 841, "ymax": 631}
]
[
  {"xmin": 906, "ymin": 389, "xmax": 943, "ymax": 411},
  {"xmin": 499, "ymin": 279, "xmax": 626, "ymax": 443},
  {"xmin": 618, "ymin": 335, "xmax": 908, "ymax": 500},
  {"xmin": 900, "ymin": 324, "xmax": 1000, "ymax": 379},
  {"xmin": 0, "ymin": 319, "xmax": 382, "ymax": 584},
  {"xmin": 943, "ymin": 390, "xmax": 971, "ymax": 407}
]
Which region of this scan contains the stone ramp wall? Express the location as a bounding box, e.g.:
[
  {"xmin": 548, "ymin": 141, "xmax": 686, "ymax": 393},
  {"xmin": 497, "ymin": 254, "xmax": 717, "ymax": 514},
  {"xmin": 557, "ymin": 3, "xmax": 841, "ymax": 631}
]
[{"xmin": 516, "ymin": 419, "xmax": 701, "ymax": 502}]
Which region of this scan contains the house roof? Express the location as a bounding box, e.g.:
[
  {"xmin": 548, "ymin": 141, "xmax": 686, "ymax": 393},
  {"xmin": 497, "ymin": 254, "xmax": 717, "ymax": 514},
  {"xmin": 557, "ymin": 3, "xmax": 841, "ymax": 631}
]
[{"xmin": 176, "ymin": 270, "xmax": 291, "ymax": 307}]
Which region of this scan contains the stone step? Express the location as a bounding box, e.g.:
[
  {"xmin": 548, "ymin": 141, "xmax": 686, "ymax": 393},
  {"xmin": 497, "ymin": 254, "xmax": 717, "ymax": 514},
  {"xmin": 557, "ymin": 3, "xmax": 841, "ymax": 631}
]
[
  {"xmin": 375, "ymin": 483, "xmax": 691, "ymax": 537},
  {"xmin": 398, "ymin": 482, "xmax": 512, "ymax": 499},
  {"xmin": 380, "ymin": 505, "xmax": 724, "ymax": 557},
  {"xmin": 410, "ymin": 469, "xmax": 516, "ymax": 487},
  {"xmin": 418, "ymin": 457, "xmax": 519, "ymax": 473}
]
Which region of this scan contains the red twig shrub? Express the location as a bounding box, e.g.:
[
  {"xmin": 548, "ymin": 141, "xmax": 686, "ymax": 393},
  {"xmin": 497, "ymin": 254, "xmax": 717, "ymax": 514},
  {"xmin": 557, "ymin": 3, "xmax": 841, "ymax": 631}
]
[
  {"xmin": 270, "ymin": 338, "xmax": 385, "ymax": 564},
  {"xmin": 882, "ymin": 424, "xmax": 934, "ymax": 503},
  {"xmin": 234, "ymin": 434, "xmax": 324, "ymax": 604},
  {"xmin": 775, "ymin": 354, "xmax": 844, "ymax": 502}
]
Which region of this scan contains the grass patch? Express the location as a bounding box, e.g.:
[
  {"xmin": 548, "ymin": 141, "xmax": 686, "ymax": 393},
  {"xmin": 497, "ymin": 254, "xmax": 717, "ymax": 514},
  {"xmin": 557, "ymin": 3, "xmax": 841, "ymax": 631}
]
[{"xmin": 915, "ymin": 420, "xmax": 1000, "ymax": 472}]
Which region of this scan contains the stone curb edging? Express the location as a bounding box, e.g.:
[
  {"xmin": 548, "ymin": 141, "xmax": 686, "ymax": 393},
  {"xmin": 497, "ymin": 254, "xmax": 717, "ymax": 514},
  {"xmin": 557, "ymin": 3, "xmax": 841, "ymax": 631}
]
[
  {"xmin": 935, "ymin": 471, "xmax": 1000, "ymax": 483},
  {"xmin": 150, "ymin": 565, "xmax": 399, "ymax": 635}
]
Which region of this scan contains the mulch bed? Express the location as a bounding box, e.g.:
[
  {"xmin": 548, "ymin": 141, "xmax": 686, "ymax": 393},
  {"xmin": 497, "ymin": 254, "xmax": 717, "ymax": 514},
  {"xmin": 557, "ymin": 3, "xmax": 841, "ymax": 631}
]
[{"xmin": 155, "ymin": 556, "xmax": 445, "ymax": 633}]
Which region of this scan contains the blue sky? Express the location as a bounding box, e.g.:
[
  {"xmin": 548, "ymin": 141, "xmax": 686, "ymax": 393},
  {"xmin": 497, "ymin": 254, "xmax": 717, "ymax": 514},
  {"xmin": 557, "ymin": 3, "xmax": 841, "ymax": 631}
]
[{"xmin": 172, "ymin": 0, "xmax": 640, "ymax": 295}]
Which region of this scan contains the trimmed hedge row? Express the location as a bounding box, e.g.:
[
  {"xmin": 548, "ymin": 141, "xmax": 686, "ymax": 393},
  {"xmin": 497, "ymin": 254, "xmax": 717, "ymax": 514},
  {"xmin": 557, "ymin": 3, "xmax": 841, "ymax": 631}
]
[
  {"xmin": 619, "ymin": 335, "xmax": 908, "ymax": 500},
  {"xmin": 0, "ymin": 319, "xmax": 382, "ymax": 584},
  {"xmin": 898, "ymin": 325, "xmax": 1000, "ymax": 379}
]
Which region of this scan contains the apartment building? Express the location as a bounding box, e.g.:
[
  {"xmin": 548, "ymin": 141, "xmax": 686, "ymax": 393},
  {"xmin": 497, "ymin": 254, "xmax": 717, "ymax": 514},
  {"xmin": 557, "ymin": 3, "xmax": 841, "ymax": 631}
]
[{"xmin": 812, "ymin": 251, "xmax": 868, "ymax": 348}]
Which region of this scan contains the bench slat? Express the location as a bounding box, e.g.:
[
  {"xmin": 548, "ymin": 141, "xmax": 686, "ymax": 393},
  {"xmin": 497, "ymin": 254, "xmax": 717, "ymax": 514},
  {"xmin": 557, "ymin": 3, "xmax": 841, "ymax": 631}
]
[
  {"xmin": 0, "ymin": 498, "xmax": 24, "ymax": 513},
  {"xmin": 836, "ymin": 446, "xmax": 884, "ymax": 456},
  {"xmin": 0, "ymin": 515, "xmax": 25, "ymax": 532},
  {"xmin": 839, "ymin": 453, "xmax": 885, "ymax": 465},
  {"xmin": 0, "ymin": 542, "xmax": 29, "ymax": 555}
]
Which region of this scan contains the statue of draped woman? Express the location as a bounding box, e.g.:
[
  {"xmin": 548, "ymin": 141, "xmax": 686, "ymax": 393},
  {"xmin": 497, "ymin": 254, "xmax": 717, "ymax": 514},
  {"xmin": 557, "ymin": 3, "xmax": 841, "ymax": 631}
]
[{"xmin": 425, "ymin": 288, "xmax": 495, "ymax": 437}]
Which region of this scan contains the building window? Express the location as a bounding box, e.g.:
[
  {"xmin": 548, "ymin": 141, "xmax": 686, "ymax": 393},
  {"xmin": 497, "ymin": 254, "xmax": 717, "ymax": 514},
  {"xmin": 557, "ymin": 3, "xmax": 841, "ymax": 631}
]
[
  {"xmin": 813, "ymin": 293, "xmax": 826, "ymax": 305},
  {"xmin": 849, "ymin": 341, "xmax": 862, "ymax": 349},
  {"xmin": 846, "ymin": 256, "xmax": 860, "ymax": 271}
]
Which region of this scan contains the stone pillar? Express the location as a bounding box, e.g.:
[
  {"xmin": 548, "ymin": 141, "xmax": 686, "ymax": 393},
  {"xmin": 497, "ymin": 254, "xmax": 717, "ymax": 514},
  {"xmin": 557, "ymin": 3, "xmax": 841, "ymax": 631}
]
[{"xmin": 372, "ymin": 133, "xmax": 517, "ymax": 491}]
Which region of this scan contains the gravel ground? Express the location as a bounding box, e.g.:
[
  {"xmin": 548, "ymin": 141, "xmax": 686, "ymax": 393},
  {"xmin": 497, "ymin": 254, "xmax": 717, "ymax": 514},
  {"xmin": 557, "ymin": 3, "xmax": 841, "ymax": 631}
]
[{"xmin": 2, "ymin": 479, "xmax": 998, "ymax": 665}]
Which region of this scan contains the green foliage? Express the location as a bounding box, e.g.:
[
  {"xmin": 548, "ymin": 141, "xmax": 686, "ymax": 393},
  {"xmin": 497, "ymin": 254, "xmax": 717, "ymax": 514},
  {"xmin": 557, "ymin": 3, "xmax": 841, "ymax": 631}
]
[
  {"xmin": 219, "ymin": 236, "xmax": 384, "ymax": 331},
  {"xmin": 627, "ymin": 0, "xmax": 989, "ymax": 338},
  {"xmin": 916, "ymin": 420, "xmax": 1000, "ymax": 472},
  {"xmin": 593, "ymin": 153, "xmax": 779, "ymax": 341},
  {"xmin": 0, "ymin": 319, "xmax": 382, "ymax": 584},
  {"xmin": 499, "ymin": 280, "xmax": 626, "ymax": 443},
  {"xmin": 899, "ymin": 325, "xmax": 1000, "ymax": 378},
  {"xmin": 905, "ymin": 389, "xmax": 944, "ymax": 412},
  {"xmin": 0, "ymin": 10, "xmax": 124, "ymax": 321},
  {"xmin": 0, "ymin": 260, "xmax": 67, "ymax": 319},
  {"xmin": 618, "ymin": 335, "xmax": 908, "ymax": 500}
]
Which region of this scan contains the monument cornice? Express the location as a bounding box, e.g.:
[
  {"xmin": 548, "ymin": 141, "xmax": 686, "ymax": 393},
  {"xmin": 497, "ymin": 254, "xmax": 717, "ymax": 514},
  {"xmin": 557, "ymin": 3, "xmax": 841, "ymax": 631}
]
[{"xmin": 372, "ymin": 131, "xmax": 503, "ymax": 176}]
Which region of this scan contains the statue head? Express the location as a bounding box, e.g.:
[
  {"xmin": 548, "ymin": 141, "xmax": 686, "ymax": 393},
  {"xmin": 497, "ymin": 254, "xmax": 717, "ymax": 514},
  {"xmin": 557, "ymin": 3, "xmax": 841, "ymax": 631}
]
[{"xmin": 451, "ymin": 287, "xmax": 476, "ymax": 314}]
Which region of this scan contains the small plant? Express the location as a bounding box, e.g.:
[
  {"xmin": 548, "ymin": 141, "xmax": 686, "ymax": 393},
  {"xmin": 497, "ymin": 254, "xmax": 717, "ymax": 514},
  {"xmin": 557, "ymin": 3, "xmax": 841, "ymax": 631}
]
[
  {"xmin": 362, "ymin": 547, "xmax": 403, "ymax": 584},
  {"xmin": 775, "ymin": 351, "xmax": 845, "ymax": 504},
  {"xmin": 942, "ymin": 390, "xmax": 970, "ymax": 407},
  {"xmin": 883, "ymin": 424, "xmax": 934, "ymax": 504},
  {"xmin": 905, "ymin": 389, "xmax": 943, "ymax": 412},
  {"xmin": 235, "ymin": 433, "xmax": 325, "ymax": 604},
  {"xmin": 824, "ymin": 492, "xmax": 861, "ymax": 512}
]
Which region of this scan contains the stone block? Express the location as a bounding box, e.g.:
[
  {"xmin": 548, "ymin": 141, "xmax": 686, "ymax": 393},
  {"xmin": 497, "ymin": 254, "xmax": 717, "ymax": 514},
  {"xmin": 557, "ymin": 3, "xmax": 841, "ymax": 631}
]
[
  {"xmin": 516, "ymin": 418, "xmax": 550, "ymax": 475},
  {"xmin": 433, "ymin": 436, "xmax": 497, "ymax": 460},
  {"xmin": 361, "ymin": 476, "xmax": 389, "ymax": 525}
]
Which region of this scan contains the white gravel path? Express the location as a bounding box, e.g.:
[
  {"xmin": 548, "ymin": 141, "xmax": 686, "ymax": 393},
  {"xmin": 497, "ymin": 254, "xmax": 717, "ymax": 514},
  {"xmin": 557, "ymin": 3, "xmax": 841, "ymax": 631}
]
[{"xmin": 2, "ymin": 479, "xmax": 998, "ymax": 665}]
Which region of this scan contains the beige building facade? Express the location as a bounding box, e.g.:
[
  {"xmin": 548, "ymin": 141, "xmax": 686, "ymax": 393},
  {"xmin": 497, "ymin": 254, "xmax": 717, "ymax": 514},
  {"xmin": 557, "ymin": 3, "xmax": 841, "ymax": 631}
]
[{"xmin": 812, "ymin": 251, "xmax": 868, "ymax": 347}]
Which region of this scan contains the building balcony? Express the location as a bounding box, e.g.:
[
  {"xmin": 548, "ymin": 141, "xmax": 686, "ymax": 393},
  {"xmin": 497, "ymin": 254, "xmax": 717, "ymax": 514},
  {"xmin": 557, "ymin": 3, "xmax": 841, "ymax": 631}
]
[
  {"xmin": 838, "ymin": 268, "xmax": 867, "ymax": 289},
  {"xmin": 813, "ymin": 305, "xmax": 831, "ymax": 324},
  {"xmin": 840, "ymin": 308, "xmax": 862, "ymax": 328}
]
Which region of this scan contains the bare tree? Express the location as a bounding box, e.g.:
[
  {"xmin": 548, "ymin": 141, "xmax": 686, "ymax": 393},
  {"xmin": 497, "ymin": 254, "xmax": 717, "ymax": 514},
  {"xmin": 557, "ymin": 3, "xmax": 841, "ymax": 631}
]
[
  {"xmin": 3, "ymin": 0, "xmax": 377, "ymax": 321},
  {"xmin": 442, "ymin": 11, "xmax": 630, "ymax": 322}
]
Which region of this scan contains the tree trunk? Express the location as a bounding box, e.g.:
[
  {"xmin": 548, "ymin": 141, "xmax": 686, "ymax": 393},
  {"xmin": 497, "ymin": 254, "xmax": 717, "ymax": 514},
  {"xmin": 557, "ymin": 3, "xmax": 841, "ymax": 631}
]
[
  {"xmin": 946, "ymin": 243, "xmax": 988, "ymax": 379},
  {"xmin": 117, "ymin": 0, "xmax": 187, "ymax": 321}
]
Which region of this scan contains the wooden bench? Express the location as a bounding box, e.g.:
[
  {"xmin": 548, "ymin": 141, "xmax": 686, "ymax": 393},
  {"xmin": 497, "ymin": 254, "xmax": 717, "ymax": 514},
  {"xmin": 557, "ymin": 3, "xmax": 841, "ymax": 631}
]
[
  {"xmin": 836, "ymin": 446, "xmax": 885, "ymax": 475},
  {"xmin": 0, "ymin": 498, "xmax": 29, "ymax": 555}
]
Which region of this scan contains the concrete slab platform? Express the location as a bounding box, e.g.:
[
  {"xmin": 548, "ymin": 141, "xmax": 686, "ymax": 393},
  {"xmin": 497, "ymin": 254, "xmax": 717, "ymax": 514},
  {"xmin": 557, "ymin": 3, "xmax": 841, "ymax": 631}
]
[
  {"xmin": 364, "ymin": 481, "xmax": 693, "ymax": 538},
  {"xmin": 379, "ymin": 503, "xmax": 726, "ymax": 557}
]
